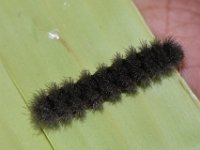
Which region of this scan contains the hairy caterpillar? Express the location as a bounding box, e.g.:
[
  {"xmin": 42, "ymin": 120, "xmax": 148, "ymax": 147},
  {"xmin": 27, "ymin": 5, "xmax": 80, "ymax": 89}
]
[{"xmin": 31, "ymin": 38, "xmax": 184, "ymax": 127}]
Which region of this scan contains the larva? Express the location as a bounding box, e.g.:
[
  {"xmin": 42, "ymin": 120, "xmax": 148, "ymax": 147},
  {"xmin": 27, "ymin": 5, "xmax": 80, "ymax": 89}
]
[{"xmin": 31, "ymin": 37, "xmax": 184, "ymax": 127}]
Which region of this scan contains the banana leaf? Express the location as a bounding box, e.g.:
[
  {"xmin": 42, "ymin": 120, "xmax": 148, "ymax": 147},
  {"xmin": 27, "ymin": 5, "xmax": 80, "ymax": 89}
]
[{"xmin": 0, "ymin": 0, "xmax": 200, "ymax": 149}]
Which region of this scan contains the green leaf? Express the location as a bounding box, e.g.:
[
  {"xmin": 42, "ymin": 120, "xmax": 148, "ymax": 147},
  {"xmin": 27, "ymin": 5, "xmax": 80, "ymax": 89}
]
[{"xmin": 0, "ymin": 0, "xmax": 200, "ymax": 149}]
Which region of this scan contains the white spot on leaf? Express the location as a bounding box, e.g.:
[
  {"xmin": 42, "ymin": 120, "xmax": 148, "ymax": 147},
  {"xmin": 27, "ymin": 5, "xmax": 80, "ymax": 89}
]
[{"xmin": 48, "ymin": 30, "xmax": 60, "ymax": 40}]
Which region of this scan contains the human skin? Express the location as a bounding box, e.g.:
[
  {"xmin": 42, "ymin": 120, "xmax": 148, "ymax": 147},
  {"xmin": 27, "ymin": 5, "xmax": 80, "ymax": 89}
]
[{"xmin": 134, "ymin": 0, "xmax": 200, "ymax": 99}]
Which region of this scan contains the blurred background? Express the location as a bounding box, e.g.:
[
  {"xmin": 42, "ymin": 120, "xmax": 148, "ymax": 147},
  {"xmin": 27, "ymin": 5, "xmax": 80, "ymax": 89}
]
[{"xmin": 135, "ymin": 0, "xmax": 200, "ymax": 99}]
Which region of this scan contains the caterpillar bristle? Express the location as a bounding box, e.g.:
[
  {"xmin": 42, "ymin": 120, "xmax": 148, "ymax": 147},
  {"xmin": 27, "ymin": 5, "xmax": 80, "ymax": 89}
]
[{"xmin": 31, "ymin": 38, "xmax": 184, "ymax": 127}]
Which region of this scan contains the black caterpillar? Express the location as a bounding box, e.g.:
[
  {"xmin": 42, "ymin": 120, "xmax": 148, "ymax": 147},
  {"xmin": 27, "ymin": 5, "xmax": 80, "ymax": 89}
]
[{"xmin": 31, "ymin": 38, "xmax": 184, "ymax": 127}]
